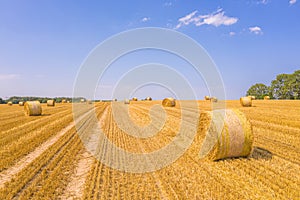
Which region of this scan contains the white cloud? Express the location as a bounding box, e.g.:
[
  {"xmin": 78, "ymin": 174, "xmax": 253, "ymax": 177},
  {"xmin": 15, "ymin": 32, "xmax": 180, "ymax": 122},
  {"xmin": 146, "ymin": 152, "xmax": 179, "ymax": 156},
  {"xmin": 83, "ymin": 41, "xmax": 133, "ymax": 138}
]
[
  {"xmin": 164, "ymin": 2, "xmax": 173, "ymax": 7},
  {"xmin": 175, "ymin": 9, "xmax": 238, "ymax": 29},
  {"xmin": 229, "ymin": 32, "xmax": 236, "ymax": 36},
  {"xmin": 141, "ymin": 17, "xmax": 150, "ymax": 22},
  {"xmin": 175, "ymin": 10, "xmax": 198, "ymax": 29},
  {"xmin": 249, "ymin": 26, "xmax": 263, "ymax": 34},
  {"xmin": 258, "ymin": 0, "xmax": 268, "ymax": 4},
  {"xmin": 289, "ymin": 0, "xmax": 297, "ymax": 4},
  {"xmin": 248, "ymin": 0, "xmax": 269, "ymax": 5},
  {"xmin": 0, "ymin": 74, "xmax": 20, "ymax": 81}
]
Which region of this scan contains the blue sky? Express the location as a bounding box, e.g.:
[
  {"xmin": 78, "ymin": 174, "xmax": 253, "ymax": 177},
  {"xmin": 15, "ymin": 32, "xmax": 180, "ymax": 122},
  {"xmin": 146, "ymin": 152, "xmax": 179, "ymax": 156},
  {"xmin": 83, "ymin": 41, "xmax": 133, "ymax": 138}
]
[{"xmin": 0, "ymin": 0, "xmax": 299, "ymax": 100}]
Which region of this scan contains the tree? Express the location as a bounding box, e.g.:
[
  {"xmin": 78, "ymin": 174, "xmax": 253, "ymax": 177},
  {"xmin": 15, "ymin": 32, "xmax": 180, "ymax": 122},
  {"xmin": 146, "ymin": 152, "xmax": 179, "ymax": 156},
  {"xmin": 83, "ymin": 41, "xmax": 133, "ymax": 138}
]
[
  {"xmin": 246, "ymin": 70, "xmax": 299, "ymax": 100},
  {"xmin": 246, "ymin": 83, "xmax": 270, "ymax": 99},
  {"xmin": 270, "ymin": 70, "xmax": 300, "ymax": 99},
  {"xmin": 290, "ymin": 70, "xmax": 300, "ymax": 99}
]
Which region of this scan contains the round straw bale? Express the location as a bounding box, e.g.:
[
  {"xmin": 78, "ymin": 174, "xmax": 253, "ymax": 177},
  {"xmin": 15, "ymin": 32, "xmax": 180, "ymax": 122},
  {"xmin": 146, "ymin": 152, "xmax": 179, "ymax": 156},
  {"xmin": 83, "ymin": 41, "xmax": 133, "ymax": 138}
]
[
  {"xmin": 87, "ymin": 100, "xmax": 92, "ymax": 104},
  {"xmin": 24, "ymin": 101, "xmax": 42, "ymax": 116},
  {"xmin": 132, "ymin": 97, "xmax": 138, "ymax": 101},
  {"xmin": 62, "ymin": 99, "xmax": 66, "ymax": 103},
  {"xmin": 7, "ymin": 101, "xmax": 13, "ymax": 106},
  {"xmin": 146, "ymin": 97, "xmax": 152, "ymax": 101},
  {"xmin": 162, "ymin": 98, "xmax": 176, "ymax": 107},
  {"xmin": 199, "ymin": 109, "xmax": 253, "ymax": 161},
  {"xmin": 114, "ymin": 99, "xmax": 117, "ymax": 101},
  {"xmin": 204, "ymin": 96, "xmax": 210, "ymax": 100},
  {"xmin": 210, "ymin": 97, "xmax": 218, "ymax": 102},
  {"xmin": 80, "ymin": 99, "xmax": 85, "ymax": 103},
  {"xmin": 248, "ymin": 95, "xmax": 255, "ymax": 100},
  {"xmin": 240, "ymin": 97, "xmax": 252, "ymax": 107},
  {"xmin": 67, "ymin": 100, "xmax": 70, "ymax": 103},
  {"xmin": 19, "ymin": 101, "xmax": 24, "ymax": 106},
  {"xmin": 47, "ymin": 100, "xmax": 55, "ymax": 107},
  {"xmin": 124, "ymin": 99, "xmax": 130, "ymax": 104},
  {"xmin": 264, "ymin": 96, "xmax": 270, "ymax": 100}
]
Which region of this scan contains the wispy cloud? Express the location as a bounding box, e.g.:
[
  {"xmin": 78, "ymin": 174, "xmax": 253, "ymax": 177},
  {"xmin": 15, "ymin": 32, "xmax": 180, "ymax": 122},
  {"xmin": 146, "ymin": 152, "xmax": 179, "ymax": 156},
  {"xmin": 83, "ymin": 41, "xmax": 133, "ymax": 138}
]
[
  {"xmin": 175, "ymin": 9, "xmax": 238, "ymax": 29},
  {"xmin": 248, "ymin": 0, "xmax": 269, "ymax": 5},
  {"xmin": 229, "ymin": 32, "xmax": 236, "ymax": 36},
  {"xmin": 289, "ymin": 0, "xmax": 297, "ymax": 5},
  {"xmin": 0, "ymin": 74, "xmax": 20, "ymax": 81},
  {"xmin": 258, "ymin": 0, "xmax": 268, "ymax": 4},
  {"xmin": 249, "ymin": 26, "xmax": 263, "ymax": 34},
  {"xmin": 164, "ymin": 2, "xmax": 173, "ymax": 7},
  {"xmin": 141, "ymin": 17, "xmax": 150, "ymax": 22},
  {"xmin": 175, "ymin": 10, "xmax": 198, "ymax": 29}
]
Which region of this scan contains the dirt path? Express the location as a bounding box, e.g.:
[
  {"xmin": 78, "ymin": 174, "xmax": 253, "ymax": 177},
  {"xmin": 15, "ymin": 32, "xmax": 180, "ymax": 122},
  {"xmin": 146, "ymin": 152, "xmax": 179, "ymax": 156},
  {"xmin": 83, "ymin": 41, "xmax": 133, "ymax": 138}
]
[
  {"xmin": 59, "ymin": 107, "xmax": 108, "ymax": 200},
  {"xmin": 0, "ymin": 109, "xmax": 94, "ymax": 189},
  {"xmin": 59, "ymin": 150, "xmax": 94, "ymax": 200}
]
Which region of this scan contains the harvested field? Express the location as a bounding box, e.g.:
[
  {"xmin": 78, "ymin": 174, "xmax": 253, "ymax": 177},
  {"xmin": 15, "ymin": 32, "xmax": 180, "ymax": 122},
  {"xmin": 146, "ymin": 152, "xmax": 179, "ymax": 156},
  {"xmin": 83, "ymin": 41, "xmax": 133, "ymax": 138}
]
[{"xmin": 0, "ymin": 100, "xmax": 299, "ymax": 199}]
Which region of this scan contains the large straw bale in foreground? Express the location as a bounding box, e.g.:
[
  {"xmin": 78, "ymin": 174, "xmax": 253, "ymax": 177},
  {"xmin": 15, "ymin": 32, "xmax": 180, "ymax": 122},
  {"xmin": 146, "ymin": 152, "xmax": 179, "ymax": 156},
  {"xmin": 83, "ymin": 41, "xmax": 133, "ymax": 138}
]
[
  {"xmin": 47, "ymin": 100, "xmax": 55, "ymax": 106},
  {"xmin": 264, "ymin": 96, "xmax": 270, "ymax": 100},
  {"xmin": 199, "ymin": 109, "xmax": 253, "ymax": 161},
  {"xmin": 19, "ymin": 102, "xmax": 24, "ymax": 106},
  {"xmin": 162, "ymin": 98, "xmax": 176, "ymax": 107},
  {"xmin": 240, "ymin": 97, "xmax": 252, "ymax": 107},
  {"xmin": 24, "ymin": 101, "xmax": 42, "ymax": 116}
]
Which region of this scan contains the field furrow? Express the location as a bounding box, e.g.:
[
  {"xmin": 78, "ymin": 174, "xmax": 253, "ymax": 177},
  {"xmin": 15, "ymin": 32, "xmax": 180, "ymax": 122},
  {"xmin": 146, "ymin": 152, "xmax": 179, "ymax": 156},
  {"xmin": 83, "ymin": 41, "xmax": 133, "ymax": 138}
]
[{"xmin": 0, "ymin": 100, "xmax": 299, "ymax": 199}]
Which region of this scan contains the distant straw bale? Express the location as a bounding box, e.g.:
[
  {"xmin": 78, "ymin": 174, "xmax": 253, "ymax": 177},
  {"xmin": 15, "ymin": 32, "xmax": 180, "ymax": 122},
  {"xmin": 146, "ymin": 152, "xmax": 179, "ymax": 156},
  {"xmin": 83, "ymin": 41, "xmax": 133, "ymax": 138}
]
[
  {"xmin": 210, "ymin": 97, "xmax": 218, "ymax": 102},
  {"xmin": 162, "ymin": 98, "xmax": 176, "ymax": 107},
  {"xmin": 124, "ymin": 99, "xmax": 130, "ymax": 104},
  {"xmin": 24, "ymin": 101, "xmax": 42, "ymax": 116},
  {"xmin": 248, "ymin": 96, "xmax": 256, "ymax": 100},
  {"xmin": 240, "ymin": 97, "xmax": 252, "ymax": 107},
  {"xmin": 87, "ymin": 100, "xmax": 92, "ymax": 104},
  {"xmin": 47, "ymin": 100, "xmax": 55, "ymax": 107}
]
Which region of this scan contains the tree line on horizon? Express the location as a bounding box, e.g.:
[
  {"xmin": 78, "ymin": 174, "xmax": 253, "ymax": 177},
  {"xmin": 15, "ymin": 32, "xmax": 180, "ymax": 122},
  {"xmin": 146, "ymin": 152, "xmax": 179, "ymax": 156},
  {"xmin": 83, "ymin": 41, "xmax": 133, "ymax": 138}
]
[
  {"xmin": 247, "ymin": 70, "xmax": 300, "ymax": 99},
  {"xmin": 0, "ymin": 96, "xmax": 87, "ymax": 104}
]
